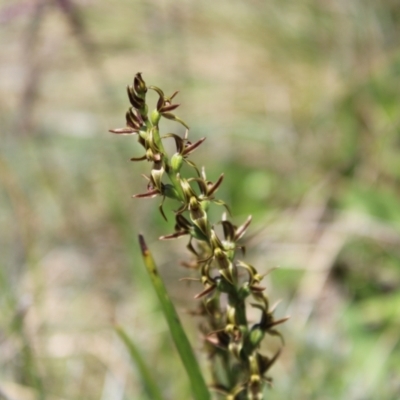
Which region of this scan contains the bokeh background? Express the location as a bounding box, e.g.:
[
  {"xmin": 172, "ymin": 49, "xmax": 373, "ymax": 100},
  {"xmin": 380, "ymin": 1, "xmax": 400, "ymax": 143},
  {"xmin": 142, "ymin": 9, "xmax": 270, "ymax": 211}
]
[{"xmin": 1, "ymin": 1, "xmax": 400, "ymax": 399}]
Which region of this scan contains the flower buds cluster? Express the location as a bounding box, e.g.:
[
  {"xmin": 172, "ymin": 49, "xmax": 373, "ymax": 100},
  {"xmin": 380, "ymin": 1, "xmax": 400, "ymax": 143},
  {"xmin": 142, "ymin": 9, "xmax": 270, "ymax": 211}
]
[{"xmin": 110, "ymin": 73, "xmax": 287, "ymax": 399}]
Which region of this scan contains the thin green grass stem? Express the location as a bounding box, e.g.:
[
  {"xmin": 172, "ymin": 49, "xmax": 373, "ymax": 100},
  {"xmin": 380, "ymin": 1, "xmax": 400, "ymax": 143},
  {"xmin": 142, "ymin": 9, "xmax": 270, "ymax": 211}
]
[
  {"xmin": 115, "ymin": 325, "xmax": 164, "ymax": 400},
  {"xmin": 138, "ymin": 234, "xmax": 211, "ymax": 400}
]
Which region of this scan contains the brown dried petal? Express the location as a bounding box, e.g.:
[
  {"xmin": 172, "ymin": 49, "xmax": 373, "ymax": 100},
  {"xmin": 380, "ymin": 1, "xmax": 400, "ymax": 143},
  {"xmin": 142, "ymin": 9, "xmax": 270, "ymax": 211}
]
[
  {"xmin": 182, "ymin": 137, "xmax": 206, "ymax": 156},
  {"xmin": 206, "ymin": 174, "xmax": 224, "ymax": 197},
  {"xmin": 160, "ymin": 103, "xmax": 180, "ymax": 113},
  {"xmin": 109, "ymin": 127, "xmax": 138, "ymax": 134},
  {"xmin": 132, "ymin": 188, "xmax": 159, "ymax": 198},
  {"xmin": 194, "ymin": 284, "xmax": 216, "ymax": 299},
  {"xmin": 235, "ymin": 215, "xmax": 252, "ymax": 241},
  {"xmin": 159, "ymin": 231, "xmax": 188, "ymax": 240}
]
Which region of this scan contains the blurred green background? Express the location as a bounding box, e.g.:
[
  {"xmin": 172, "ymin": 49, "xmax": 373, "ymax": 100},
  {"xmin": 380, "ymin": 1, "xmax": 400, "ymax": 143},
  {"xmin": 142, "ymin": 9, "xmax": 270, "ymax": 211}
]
[{"xmin": 1, "ymin": 0, "xmax": 400, "ymax": 399}]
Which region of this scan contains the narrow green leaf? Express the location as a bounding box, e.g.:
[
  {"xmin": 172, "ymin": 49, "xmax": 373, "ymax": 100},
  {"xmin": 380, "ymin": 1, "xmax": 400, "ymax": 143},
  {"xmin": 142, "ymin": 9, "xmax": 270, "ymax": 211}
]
[
  {"xmin": 115, "ymin": 325, "xmax": 164, "ymax": 400},
  {"xmin": 138, "ymin": 234, "xmax": 211, "ymax": 400}
]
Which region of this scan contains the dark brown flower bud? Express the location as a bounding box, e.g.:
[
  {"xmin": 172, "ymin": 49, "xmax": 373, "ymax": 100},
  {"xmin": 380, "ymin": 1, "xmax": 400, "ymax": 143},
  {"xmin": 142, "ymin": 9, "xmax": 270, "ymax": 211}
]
[
  {"xmin": 127, "ymin": 85, "xmax": 145, "ymax": 109},
  {"xmin": 134, "ymin": 72, "xmax": 147, "ymax": 97}
]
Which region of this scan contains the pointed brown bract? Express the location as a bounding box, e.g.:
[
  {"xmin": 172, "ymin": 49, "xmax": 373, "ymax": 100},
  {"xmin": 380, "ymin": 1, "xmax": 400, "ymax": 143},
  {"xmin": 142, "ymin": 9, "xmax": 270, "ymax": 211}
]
[
  {"xmin": 138, "ymin": 234, "xmax": 148, "ymax": 255},
  {"xmin": 194, "ymin": 284, "xmax": 216, "ymax": 299},
  {"xmin": 183, "ymin": 137, "xmax": 206, "ymax": 156}
]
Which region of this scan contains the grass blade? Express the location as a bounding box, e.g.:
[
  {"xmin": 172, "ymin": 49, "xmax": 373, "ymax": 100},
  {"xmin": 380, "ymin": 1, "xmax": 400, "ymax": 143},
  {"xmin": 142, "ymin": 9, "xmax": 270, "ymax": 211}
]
[
  {"xmin": 138, "ymin": 234, "xmax": 210, "ymax": 400},
  {"xmin": 115, "ymin": 325, "xmax": 164, "ymax": 400}
]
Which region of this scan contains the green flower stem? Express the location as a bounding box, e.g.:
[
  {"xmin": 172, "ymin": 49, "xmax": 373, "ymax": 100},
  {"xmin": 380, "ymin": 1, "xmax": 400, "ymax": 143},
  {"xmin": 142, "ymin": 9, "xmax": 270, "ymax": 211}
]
[
  {"xmin": 230, "ymin": 292, "xmax": 248, "ymax": 327},
  {"xmin": 166, "ymin": 169, "xmax": 185, "ymax": 201},
  {"xmin": 151, "ymin": 125, "xmax": 165, "ymax": 153},
  {"xmin": 153, "ymin": 124, "xmax": 186, "ymax": 202}
]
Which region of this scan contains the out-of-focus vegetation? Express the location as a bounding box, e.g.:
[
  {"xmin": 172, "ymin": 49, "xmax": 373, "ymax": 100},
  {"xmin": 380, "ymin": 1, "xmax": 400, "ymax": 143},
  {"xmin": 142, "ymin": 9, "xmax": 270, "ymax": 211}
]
[{"xmin": 1, "ymin": 0, "xmax": 400, "ymax": 399}]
